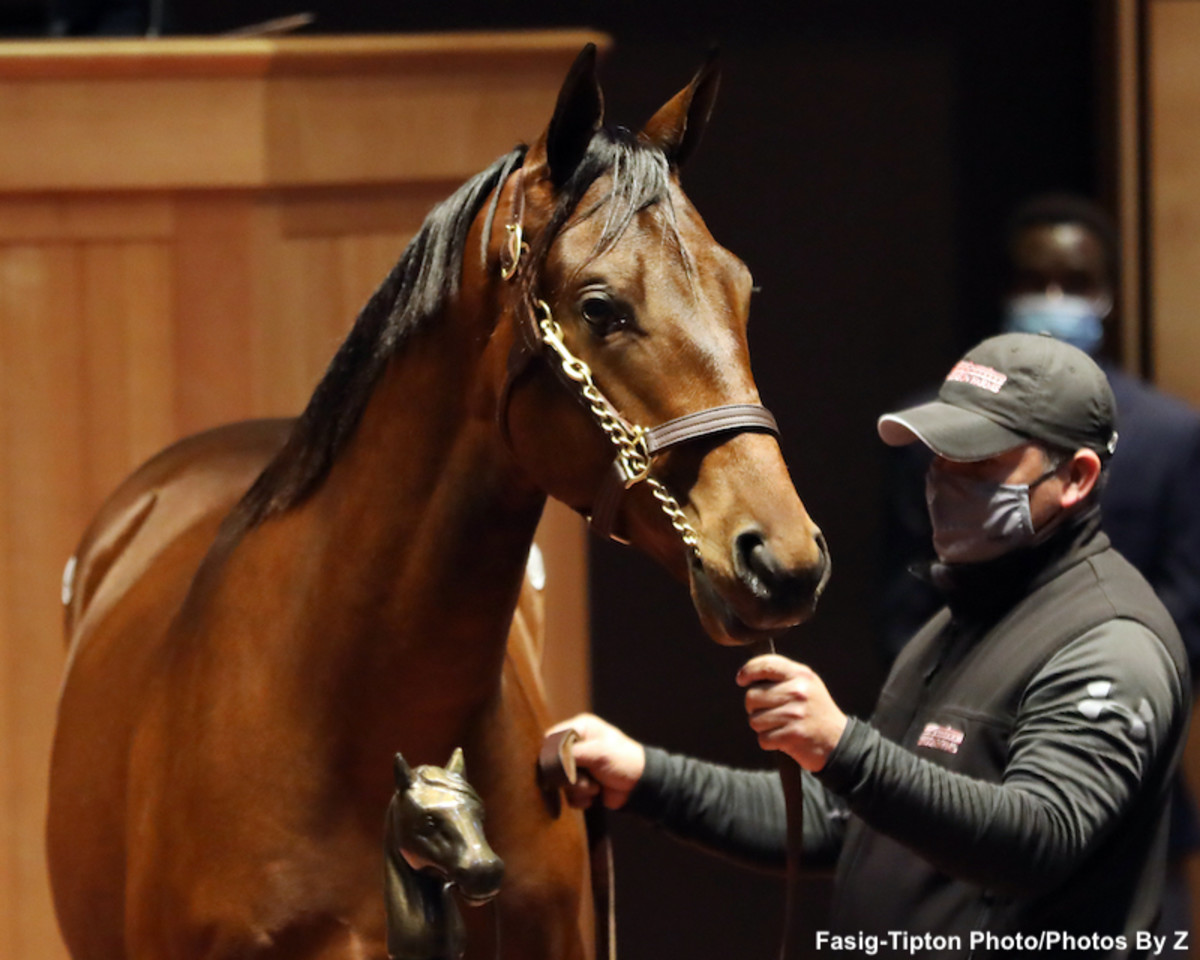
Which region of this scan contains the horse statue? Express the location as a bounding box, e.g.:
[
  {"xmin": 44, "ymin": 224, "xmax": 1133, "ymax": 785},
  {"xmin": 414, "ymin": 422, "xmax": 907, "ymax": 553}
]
[
  {"xmin": 384, "ymin": 750, "xmax": 502, "ymax": 960},
  {"xmin": 47, "ymin": 45, "xmax": 829, "ymax": 960}
]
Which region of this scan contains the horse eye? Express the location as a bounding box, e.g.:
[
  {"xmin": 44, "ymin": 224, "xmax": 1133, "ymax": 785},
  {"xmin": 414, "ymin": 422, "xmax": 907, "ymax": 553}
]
[
  {"xmin": 419, "ymin": 814, "xmax": 438, "ymax": 835},
  {"xmin": 578, "ymin": 295, "xmax": 628, "ymax": 337}
]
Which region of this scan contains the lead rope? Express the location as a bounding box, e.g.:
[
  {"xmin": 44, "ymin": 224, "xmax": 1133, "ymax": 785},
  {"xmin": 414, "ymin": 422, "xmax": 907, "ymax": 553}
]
[{"xmin": 760, "ymin": 633, "xmax": 805, "ymax": 960}]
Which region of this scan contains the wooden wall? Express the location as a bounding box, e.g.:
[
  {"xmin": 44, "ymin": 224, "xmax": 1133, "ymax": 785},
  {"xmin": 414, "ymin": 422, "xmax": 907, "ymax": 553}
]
[
  {"xmin": 1141, "ymin": 2, "xmax": 1200, "ymax": 947},
  {"xmin": 1148, "ymin": 1, "xmax": 1200, "ymax": 408},
  {"xmin": 0, "ymin": 33, "xmax": 597, "ymax": 959}
]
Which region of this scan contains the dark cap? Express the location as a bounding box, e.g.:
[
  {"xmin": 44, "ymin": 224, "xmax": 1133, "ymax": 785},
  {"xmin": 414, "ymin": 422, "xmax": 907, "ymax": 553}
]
[{"xmin": 877, "ymin": 333, "xmax": 1118, "ymax": 461}]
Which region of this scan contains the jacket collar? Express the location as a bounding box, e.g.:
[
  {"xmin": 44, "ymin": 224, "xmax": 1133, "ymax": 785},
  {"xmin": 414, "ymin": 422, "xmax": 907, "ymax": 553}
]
[{"xmin": 918, "ymin": 504, "xmax": 1107, "ymax": 623}]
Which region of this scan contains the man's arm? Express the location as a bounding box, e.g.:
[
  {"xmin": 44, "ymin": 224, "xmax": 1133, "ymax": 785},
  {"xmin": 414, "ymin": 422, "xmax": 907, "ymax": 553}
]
[
  {"xmin": 549, "ymin": 714, "xmax": 849, "ymax": 872},
  {"xmin": 625, "ymin": 747, "xmax": 848, "ymax": 872}
]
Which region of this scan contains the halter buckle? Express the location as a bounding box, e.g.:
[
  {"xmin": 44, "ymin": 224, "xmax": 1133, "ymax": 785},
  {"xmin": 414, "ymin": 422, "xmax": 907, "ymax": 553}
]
[{"xmin": 500, "ymin": 224, "xmax": 527, "ymax": 281}]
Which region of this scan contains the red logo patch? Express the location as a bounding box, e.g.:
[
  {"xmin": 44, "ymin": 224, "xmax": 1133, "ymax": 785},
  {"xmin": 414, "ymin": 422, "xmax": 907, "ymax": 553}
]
[
  {"xmin": 945, "ymin": 360, "xmax": 1007, "ymax": 394},
  {"xmin": 917, "ymin": 722, "xmax": 964, "ymax": 755}
]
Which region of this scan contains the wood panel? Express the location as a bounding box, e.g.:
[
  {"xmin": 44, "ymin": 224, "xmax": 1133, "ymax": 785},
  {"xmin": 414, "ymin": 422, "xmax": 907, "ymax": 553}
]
[
  {"xmin": 1145, "ymin": 4, "xmax": 1200, "ymax": 946},
  {"xmin": 1149, "ymin": 1, "xmax": 1200, "ymax": 405},
  {"xmin": 0, "ymin": 33, "xmax": 599, "ymax": 959},
  {"xmin": 0, "ymin": 243, "xmax": 87, "ymax": 960},
  {"xmin": 0, "ymin": 32, "xmax": 605, "ymax": 191}
]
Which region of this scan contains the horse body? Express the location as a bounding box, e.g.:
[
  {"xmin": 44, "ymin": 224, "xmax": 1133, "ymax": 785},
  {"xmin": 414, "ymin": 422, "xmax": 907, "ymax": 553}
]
[
  {"xmin": 48, "ymin": 48, "xmax": 828, "ymax": 960},
  {"xmin": 52, "ymin": 346, "xmax": 582, "ymax": 960}
]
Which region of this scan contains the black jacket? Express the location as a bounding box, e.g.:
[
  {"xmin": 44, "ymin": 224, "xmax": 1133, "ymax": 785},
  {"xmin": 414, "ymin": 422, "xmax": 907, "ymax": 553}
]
[{"xmin": 630, "ymin": 514, "xmax": 1190, "ymax": 958}]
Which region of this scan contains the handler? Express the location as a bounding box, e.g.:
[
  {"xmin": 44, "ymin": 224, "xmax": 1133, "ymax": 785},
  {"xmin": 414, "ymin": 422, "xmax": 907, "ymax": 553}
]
[{"xmin": 552, "ymin": 333, "xmax": 1191, "ymax": 957}]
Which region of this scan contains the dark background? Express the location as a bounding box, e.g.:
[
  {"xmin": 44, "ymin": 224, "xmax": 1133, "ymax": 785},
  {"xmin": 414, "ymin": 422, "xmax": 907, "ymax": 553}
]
[{"xmin": 1, "ymin": 2, "xmax": 1101, "ymax": 957}]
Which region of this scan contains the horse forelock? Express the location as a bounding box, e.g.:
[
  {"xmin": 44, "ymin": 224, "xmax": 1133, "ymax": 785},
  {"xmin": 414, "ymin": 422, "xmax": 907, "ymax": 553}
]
[{"xmin": 526, "ymin": 128, "xmax": 688, "ymax": 284}]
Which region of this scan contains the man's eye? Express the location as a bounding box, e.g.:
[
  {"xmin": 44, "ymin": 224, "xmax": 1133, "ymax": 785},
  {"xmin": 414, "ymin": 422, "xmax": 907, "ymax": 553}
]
[{"xmin": 579, "ymin": 295, "xmax": 628, "ymax": 336}]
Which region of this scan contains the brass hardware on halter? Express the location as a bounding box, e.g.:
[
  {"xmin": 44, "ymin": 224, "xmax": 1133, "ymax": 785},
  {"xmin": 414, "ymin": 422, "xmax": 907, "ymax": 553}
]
[
  {"xmin": 533, "ymin": 300, "xmax": 702, "ymax": 557},
  {"xmin": 500, "ymin": 224, "xmax": 527, "ymax": 281}
]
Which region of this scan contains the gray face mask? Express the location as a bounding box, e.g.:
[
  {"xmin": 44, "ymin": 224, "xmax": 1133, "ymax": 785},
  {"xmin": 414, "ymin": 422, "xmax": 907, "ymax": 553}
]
[{"xmin": 925, "ymin": 465, "xmax": 1060, "ymax": 564}]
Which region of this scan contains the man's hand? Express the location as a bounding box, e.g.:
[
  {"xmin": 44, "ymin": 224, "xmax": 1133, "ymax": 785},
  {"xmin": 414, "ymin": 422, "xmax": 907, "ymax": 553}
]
[
  {"xmin": 545, "ymin": 713, "xmax": 646, "ymax": 810},
  {"xmin": 737, "ymin": 654, "xmax": 848, "ymax": 772}
]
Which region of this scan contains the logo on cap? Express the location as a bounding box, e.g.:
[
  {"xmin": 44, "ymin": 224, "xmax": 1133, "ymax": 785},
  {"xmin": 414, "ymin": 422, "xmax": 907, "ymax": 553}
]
[{"xmin": 945, "ymin": 360, "xmax": 1007, "ymax": 394}]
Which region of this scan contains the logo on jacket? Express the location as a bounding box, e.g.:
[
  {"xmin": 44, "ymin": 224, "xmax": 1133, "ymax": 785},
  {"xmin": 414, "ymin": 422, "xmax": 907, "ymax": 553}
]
[
  {"xmin": 1077, "ymin": 680, "xmax": 1153, "ymax": 741},
  {"xmin": 917, "ymin": 722, "xmax": 965, "ymax": 754}
]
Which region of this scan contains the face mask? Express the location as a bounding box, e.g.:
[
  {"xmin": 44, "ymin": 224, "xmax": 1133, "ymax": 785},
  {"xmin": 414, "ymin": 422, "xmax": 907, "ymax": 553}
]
[
  {"xmin": 925, "ymin": 465, "xmax": 1060, "ymax": 564},
  {"xmin": 1002, "ymin": 293, "xmax": 1108, "ymax": 355}
]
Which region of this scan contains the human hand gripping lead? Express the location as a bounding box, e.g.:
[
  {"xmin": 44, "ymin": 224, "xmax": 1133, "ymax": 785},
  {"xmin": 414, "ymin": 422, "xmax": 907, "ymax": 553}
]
[
  {"xmin": 738, "ymin": 654, "xmax": 848, "ymax": 772},
  {"xmin": 545, "ymin": 713, "xmax": 647, "ymax": 810}
]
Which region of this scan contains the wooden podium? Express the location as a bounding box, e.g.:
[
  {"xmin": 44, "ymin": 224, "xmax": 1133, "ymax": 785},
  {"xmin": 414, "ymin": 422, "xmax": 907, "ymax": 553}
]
[{"xmin": 0, "ymin": 32, "xmax": 600, "ymax": 959}]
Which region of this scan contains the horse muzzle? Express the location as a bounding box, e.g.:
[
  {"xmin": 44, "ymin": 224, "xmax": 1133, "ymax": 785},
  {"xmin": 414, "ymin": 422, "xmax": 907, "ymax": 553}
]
[{"xmin": 690, "ymin": 527, "xmax": 831, "ymax": 645}]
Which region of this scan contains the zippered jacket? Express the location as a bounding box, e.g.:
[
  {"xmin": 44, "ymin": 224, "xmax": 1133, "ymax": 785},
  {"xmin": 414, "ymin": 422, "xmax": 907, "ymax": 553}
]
[{"xmin": 628, "ymin": 511, "xmax": 1190, "ymax": 958}]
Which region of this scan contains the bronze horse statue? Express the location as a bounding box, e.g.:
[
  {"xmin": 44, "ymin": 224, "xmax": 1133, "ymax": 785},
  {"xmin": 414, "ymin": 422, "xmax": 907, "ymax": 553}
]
[
  {"xmin": 47, "ymin": 46, "xmax": 829, "ymax": 960},
  {"xmin": 384, "ymin": 750, "xmax": 502, "ymax": 960}
]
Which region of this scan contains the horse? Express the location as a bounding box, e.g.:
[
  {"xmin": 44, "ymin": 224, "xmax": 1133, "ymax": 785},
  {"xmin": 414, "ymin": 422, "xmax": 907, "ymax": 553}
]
[
  {"xmin": 47, "ymin": 45, "xmax": 830, "ymax": 960},
  {"xmin": 384, "ymin": 750, "xmax": 502, "ymax": 960}
]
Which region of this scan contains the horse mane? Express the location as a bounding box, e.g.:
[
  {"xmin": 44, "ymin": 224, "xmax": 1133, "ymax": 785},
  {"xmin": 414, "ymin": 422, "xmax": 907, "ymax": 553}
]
[{"xmin": 227, "ymin": 127, "xmax": 678, "ymax": 534}]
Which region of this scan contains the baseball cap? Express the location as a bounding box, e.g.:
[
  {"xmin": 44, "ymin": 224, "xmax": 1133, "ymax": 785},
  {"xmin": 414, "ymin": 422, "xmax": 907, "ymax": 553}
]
[{"xmin": 877, "ymin": 332, "xmax": 1118, "ymax": 461}]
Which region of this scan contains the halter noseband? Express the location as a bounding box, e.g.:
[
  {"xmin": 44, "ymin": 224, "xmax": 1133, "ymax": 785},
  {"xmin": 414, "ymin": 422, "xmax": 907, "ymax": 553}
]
[{"xmin": 495, "ymin": 167, "xmax": 781, "ymax": 558}]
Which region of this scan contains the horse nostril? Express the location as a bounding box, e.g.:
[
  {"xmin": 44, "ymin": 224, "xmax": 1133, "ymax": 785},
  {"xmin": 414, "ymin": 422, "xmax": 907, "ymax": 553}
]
[
  {"xmin": 735, "ymin": 527, "xmax": 830, "ymax": 607},
  {"xmin": 735, "ymin": 529, "xmax": 781, "ymax": 602}
]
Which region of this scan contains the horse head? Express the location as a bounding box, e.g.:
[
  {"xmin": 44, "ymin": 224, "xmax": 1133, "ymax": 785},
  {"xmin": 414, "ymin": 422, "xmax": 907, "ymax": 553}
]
[
  {"xmin": 490, "ymin": 46, "xmax": 830, "ymax": 645},
  {"xmin": 388, "ymin": 750, "xmax": 504, "ymax": 905}
]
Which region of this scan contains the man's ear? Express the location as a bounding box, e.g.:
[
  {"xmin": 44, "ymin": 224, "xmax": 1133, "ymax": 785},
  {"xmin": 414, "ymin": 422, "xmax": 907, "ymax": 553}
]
[
  {"xmin": 639, "ymin": 50, "xmax": 720, "ymax": 169},
  {"xmin": 1061, "ymin": 449, "xmax": 1102, "ymax": 508}
]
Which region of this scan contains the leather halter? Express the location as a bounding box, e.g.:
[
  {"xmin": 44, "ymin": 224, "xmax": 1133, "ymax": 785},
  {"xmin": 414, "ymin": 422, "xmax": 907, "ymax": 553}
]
[{"xmin": 494, "ymin": 166, "xmax": 781, "ymax": 553}]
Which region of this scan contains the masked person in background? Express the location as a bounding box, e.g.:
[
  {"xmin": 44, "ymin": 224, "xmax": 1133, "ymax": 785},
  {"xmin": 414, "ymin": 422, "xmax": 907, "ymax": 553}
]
[
  {"xmin": 550, "ymin": 334, "xmax": 1191, "ymax": 957},
  {"xmin": 881, "ymin": 195, "xmax": 1200, "ymax": 936}
]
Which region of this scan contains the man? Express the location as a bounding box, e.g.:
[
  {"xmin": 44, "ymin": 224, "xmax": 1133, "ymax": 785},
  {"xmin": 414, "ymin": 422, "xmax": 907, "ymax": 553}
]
[
  {"xmin": 883, "ymin": 196, "xmax": 1200, "ymax": 662},
  {"xmin": 881, "ymin": 194, "xmax": 1200, "ymax": 931},
  {"xmin": 555, "ymin": 334, "xmax": 1191, "ymax": 957}
]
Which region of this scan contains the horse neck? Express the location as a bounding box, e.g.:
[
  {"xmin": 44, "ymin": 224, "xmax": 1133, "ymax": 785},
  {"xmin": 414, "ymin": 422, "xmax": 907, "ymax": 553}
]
[{"xmin": 287, "ymin": 290, "xmax": 545, "ymax": 732}]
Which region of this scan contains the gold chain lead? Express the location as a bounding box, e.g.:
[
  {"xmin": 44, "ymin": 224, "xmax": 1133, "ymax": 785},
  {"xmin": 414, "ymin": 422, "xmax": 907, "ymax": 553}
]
[{"xmin": 533, "ymin": 300, "xmax": 701, "ymax": 558}]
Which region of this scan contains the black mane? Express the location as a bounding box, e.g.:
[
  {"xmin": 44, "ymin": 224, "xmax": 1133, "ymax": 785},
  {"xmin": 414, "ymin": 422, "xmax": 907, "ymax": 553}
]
[{"xmin": 229, "ymin": 127, "xmax": 677, "ymax": 533}]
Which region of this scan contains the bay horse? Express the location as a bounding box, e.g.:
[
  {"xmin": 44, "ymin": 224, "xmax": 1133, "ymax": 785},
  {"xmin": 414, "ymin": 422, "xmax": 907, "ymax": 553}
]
[
  {"xmin": 384, "ymin": 750, "xmax": 502, "ymax": 960},
  {"xmin": 47, "ymin": 46, "xmax": 829, "ymax": 960}
]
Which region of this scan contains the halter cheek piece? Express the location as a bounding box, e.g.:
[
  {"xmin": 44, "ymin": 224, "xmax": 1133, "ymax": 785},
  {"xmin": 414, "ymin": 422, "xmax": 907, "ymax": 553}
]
[{"xmin": 495, "ymin": 168, "xmax": 780, "ymax": 559}]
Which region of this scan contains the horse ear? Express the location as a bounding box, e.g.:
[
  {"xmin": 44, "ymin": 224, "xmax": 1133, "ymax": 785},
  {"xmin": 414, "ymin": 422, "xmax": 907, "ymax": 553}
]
[
  {"xmin": 538, "ymin": 43, "xmax": 604, "ymax": 188},
  {"xmin": 445, "ymin": 747, "xmax": 466, "ymax": 779},
  {"xmin": 639, "ymin": 50, "xmax": 721, "ymax": 168},
  {"xmin": 393, "ymin": 753, "xmax": 413, "ymax": 791}
]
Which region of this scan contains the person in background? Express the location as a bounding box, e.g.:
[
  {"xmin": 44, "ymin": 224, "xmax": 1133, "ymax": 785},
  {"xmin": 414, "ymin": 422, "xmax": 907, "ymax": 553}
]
[{"xmin": 880, "ymin": 193, "xmax": 1200, "ymax": 934}]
